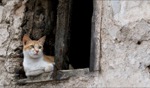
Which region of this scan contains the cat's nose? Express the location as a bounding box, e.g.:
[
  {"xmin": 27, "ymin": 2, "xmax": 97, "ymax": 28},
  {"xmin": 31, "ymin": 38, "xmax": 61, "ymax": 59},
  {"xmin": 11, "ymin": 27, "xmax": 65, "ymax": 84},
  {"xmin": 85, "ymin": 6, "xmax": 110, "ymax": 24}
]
[{"xmin": 35, "ymin": 50, "xmax": 39, "ymax": 53}]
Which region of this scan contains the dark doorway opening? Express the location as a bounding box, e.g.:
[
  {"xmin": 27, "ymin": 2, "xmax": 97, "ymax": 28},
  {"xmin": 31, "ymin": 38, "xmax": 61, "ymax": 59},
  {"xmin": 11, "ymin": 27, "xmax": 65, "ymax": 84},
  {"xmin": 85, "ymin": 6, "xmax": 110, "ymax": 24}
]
[{"xmin": 69, "ymin": 0, "xmax": 93, "ymax": 69}]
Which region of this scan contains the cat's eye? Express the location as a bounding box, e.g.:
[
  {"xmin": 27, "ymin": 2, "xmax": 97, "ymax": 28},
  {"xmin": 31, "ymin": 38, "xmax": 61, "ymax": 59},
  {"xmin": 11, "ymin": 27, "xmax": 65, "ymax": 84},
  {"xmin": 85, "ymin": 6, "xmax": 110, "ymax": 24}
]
[
  {"xmin": 30, "ymin": 45, "xmax": 34, "ymax": 48},
  {"xmin": 39, "ymin": 46, "xmax": 42, "ymax": 49}
]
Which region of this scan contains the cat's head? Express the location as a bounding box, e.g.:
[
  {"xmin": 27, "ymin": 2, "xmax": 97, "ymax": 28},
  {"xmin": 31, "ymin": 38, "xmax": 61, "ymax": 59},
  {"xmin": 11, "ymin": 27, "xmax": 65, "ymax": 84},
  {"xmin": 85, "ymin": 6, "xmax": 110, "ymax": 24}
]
[{"xmin": 22, "ymin": 34, "xmax": 46, "ymax": 59}]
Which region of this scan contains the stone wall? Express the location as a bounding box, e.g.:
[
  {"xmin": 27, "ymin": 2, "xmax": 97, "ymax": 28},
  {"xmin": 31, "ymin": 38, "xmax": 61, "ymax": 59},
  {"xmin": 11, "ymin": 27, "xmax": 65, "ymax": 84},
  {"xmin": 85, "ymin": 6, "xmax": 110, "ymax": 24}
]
[
  {"xmin": 1, "ymin": 0, "xmax": 150, "ymax": 87},
  {"xmin": 0, "ymin": 0, "xmax": 26, "ymax": 87},
  {"xmin": 101, "ymin": 0, "xmax": 150, "ymax": 87}
]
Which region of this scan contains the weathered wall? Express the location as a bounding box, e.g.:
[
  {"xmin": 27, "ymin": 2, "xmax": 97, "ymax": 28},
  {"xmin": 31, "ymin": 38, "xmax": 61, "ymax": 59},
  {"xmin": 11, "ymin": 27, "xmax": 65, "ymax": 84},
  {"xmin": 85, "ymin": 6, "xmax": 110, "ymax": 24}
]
[
  {"xmin": 0, "ymin": 0, "xmax": 26, "ymax": 87},
  {"xmin": 101, "ymin": 0, "xmax": 150, "ymax": 87},
  {"xmin": 1, "ymin": 0, "xmax": 150, "ymax": 88}
]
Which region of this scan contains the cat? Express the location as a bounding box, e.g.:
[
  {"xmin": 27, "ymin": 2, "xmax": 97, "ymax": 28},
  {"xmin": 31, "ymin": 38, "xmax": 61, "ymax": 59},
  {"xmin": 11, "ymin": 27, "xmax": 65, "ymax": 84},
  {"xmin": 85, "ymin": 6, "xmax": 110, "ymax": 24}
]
[{"xmin": 22, "ymin": 34, "xmax": 54, "ymax": 77}]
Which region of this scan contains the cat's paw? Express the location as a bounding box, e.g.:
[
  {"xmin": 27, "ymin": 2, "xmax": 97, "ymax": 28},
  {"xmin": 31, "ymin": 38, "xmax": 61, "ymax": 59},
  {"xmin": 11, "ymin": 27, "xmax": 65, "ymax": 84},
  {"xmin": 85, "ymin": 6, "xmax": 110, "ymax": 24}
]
[
  {"xmin": 26, "ymin": 69, "xmax": 44, "ymax": 77},
  {"xmin": 44, "ymin": 64, "xmax": 54, "ymax": 72}
]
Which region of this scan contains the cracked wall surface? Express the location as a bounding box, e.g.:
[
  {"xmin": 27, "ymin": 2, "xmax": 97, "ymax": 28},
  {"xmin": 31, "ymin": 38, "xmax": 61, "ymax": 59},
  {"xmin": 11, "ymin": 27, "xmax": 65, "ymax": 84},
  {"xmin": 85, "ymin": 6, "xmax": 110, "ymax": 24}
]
[
  {"xmin": 1, "ymin": 0, "xmax": 150, "ymax": 88},
  {"xmin": 101, "ymin": 0, "xmax": 150, "ymax": 87},
  {"xmin": 0, "ymin": 0, "xmax": 26, "ymax": 87}
]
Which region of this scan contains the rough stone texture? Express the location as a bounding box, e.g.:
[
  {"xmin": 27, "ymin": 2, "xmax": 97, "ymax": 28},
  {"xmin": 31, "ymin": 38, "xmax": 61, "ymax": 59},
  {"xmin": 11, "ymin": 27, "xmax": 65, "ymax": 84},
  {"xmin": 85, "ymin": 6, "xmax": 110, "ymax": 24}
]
[
  {"xmin": 0, "ymin": 0, "xmax": 26, "ymax": 88},
  {"xmin": 1, "ymin": 0, "xmax": 150, "ymax": 88},
  {"xmin": 101, "ymin": 0, "xmax": 150, "ymax": 87}
]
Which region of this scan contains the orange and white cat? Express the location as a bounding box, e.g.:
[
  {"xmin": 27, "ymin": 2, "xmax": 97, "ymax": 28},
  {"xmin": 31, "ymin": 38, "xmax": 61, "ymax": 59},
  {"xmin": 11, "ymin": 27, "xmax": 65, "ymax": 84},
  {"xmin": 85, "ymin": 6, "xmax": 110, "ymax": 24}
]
[{"xmin": 22, "ymin": 34, "xmax": 54, "ymax": 77}]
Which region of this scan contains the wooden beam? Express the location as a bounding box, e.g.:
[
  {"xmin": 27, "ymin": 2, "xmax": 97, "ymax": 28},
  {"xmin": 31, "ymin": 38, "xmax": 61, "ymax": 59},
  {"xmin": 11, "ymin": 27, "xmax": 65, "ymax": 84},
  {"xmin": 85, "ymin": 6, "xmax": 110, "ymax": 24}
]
[
  {"xmin": 90, "ymin": 0, "xmax": 103, "ymax": 72},
  {"xmin": 55, "ymin": 0, "xmax": 72, "ymax": 70}
]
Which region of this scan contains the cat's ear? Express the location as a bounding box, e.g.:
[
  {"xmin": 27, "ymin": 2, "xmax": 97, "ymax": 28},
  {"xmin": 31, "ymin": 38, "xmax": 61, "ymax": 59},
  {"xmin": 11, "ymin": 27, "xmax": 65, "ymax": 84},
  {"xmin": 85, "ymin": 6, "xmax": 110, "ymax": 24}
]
[
  {"xmin": 22, "ymin": 34, "xmax": 31, "ymax": 45},
  {"xmin": 38, "ymin": 36, "xmax": 46, "ymax": 45}
]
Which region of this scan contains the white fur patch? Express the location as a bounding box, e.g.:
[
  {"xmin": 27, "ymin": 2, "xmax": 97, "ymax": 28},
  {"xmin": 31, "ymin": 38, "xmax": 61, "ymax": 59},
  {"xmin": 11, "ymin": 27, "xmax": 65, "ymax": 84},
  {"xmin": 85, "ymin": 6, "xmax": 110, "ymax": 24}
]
[{"xmin": 23, "ymin": 51, "xmax": 54, "ymax": 77}]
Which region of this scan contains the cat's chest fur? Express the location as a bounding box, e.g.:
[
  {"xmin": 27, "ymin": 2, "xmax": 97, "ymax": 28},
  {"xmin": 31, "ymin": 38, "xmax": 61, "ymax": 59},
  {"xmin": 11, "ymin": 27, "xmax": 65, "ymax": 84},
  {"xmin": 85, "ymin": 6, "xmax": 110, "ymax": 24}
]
[
  {"xmin": 23, "ymin": 55, "xmax": 54, "ymax": 77},
  {"xmin": 23, "ymin": 57, "xmax": 48, "ymax": 71}
]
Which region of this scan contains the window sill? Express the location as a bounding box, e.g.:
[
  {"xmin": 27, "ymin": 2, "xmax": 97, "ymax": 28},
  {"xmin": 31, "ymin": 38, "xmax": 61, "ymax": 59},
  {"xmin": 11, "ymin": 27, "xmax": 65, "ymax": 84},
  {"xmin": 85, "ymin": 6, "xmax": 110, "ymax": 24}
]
[{"xmin": 16, "ymin": 68, "xmax": 89, "ymax": 85}]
